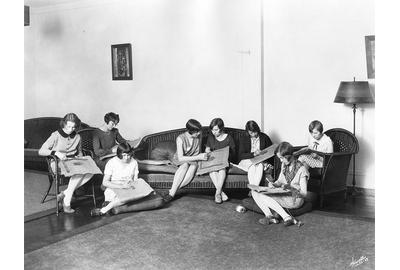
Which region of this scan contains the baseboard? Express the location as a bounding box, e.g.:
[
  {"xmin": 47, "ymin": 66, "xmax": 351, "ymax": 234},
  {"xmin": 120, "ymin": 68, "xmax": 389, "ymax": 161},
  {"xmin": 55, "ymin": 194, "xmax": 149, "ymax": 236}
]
[{"xmin": 346, "ymin": 186, "xmax": 375, "ymax": 197}]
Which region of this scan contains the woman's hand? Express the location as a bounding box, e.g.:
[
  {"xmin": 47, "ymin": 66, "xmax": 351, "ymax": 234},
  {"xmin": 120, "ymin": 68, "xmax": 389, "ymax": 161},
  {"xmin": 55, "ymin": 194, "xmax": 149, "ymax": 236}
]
[
  {"xmin": 253, "ymin": 150, "xmax": 261, "ymax": 156},
  {"xmin": 55, "ymin": 151, "xmax": 67, "ymax": 160},
  {"xmin": 267, "ymin": 181, "xmax": 275, "ymax": 188},
  {"xmin": 121, "ymin": 182, "xmax": 132, "ymax": 189},
  {"xmin": 112, "ymin": 145, "xmax": 118, "ymax": 153},
  {"xmin": 199, "ymin": 153, "xmax": 209, "ymax": 161},
  {"xmin": 127, "ymin": 180, "xmax": 136, "ymax": 189}
]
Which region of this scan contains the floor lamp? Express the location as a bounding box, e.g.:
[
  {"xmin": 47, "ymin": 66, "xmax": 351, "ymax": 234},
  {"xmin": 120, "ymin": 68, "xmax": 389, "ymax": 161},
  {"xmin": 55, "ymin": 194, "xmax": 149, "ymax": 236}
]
[{"xmin": 334, "ymin": 78, "xmax": 374, "ymax": 194}]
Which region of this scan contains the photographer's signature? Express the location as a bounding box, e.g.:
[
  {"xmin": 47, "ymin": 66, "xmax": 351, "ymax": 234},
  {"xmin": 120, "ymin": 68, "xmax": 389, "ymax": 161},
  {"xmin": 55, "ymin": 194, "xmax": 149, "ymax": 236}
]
[{"xmin": 349, "ymin": 256, "xmax": 368, "ymax": 268}]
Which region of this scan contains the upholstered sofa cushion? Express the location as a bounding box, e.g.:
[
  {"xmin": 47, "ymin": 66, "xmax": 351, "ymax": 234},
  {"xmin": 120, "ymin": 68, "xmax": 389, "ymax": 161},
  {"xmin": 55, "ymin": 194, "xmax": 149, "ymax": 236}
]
[
  {"xmin": 227, "ymin": 166, "xmax": 248, "ymax": 175},
  {"xmin": 150, "ymin": 141, "xmax": 177, "ymax": 161}
]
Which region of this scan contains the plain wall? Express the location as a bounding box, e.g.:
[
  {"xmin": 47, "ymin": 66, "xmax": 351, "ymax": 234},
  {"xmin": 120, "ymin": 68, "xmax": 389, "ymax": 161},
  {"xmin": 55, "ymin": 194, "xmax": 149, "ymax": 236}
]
[
  {"xmin": 24, "ymin": 0, "xmax": 374, "ymax": 189},
  {"xmin": 24, "ymin": 0, "xmax": 262, "ymax": 136},
  {"xmin": 263, "ymin": 0, "xmax": 374, "ymax": 189}
]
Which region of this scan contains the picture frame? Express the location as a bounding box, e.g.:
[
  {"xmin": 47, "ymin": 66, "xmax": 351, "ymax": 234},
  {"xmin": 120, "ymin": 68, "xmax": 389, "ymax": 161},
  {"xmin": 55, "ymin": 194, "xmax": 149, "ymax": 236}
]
[
  {"xmin": 111, "ymin": 43, "xmax": 133, "ymax": 80},
  {"xmin": 365, "ymin": 35, "xmax": 375, "ymax": 79}
]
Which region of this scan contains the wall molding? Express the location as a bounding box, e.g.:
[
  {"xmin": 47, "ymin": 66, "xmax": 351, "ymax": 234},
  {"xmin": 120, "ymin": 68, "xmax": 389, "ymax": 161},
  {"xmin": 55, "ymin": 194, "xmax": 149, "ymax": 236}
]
[{"xmin": 30, "ymin": 0, "xmax": 117, "ymax": 14}]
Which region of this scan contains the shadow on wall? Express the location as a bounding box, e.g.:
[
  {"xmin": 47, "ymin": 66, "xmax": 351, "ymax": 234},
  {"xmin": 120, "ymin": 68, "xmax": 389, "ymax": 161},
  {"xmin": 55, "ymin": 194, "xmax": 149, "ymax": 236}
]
[{"xmin": 41, "ymin": 17, "xmax": 63, "ymax": 38}]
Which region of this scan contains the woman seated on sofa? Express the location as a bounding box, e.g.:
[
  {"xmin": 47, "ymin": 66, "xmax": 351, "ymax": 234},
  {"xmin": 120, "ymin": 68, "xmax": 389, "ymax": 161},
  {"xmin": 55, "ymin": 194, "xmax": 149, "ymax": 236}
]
[
  {"xmin": 238, "ymin": 120, "xmax": 273, "ymax": 186},
  {"xmin": 90, "ymin": 142, "xmax": 165, "ymax": 216},
  {"xmin": 296, "ymin": 120, "xmax": 333, "ymax": 169},
  {"xmin": 163, "ymin": 119, "xmax": 209, "ymax": 203},
  {"xmin": 206, "ymin": 118, "xmax": 236, "ymax": 204},
  {"xmin": 93, "ymin": 112, "xmax": 128, "ymax": 171},
  {"xmin": 251, "ymin": 142, "xmax": 309, "ymax": 226},
  {"xmin": 39, "ymin": 113, "xmax": 94, "ymax": 214}
]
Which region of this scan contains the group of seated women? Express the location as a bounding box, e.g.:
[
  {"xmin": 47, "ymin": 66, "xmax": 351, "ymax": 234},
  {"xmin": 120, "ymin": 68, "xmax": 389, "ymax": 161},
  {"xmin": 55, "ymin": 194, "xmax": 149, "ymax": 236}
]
[{"xmin": 39, "ymin": 112, "xmax": 333, "ymax": 227}]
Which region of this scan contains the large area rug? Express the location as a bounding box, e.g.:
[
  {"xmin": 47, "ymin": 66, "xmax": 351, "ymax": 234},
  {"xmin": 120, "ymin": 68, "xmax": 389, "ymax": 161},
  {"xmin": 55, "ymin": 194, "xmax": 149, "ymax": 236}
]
[{"xmin": 24, "ymin": 195, "xmax": 374, "ymax": 270}]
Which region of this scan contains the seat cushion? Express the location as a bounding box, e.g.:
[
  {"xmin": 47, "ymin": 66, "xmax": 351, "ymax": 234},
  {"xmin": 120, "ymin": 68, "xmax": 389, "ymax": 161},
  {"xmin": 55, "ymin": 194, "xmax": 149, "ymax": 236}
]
[
  {"xmin": 227, "ymin": 166, "xmax": 248, "ymax": 175},
  {"xmin": 138, "ymin": 163, "xmax": 178, "ymax": 174},
  {"xmin": 150, "ymin": 141, "xmax": 177, "ymax": 161}
]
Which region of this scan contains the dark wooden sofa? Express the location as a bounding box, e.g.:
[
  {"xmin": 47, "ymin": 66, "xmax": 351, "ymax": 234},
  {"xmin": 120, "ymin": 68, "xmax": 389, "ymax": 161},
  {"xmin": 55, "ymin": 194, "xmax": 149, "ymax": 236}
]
[
  {"xmin": 134, "ymin": 127, "xmax": 264, "ymax": 189},
  {"xmin": 24, "ymin": 117, "xmax": 90, "ymax": 171}
]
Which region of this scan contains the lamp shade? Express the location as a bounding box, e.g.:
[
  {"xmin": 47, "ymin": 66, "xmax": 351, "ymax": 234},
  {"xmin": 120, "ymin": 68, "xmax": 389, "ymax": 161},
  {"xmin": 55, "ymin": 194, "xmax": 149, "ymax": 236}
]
[{"xmin": 334, "ymin": 81, "xmax": 374, "ymax": 104}]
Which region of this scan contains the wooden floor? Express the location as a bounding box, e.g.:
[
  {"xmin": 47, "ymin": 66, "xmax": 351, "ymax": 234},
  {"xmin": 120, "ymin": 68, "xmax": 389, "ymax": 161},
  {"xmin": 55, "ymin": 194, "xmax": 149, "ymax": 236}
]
[{"xmin": 24, "ymin": 189, "xmax": 374, "ymax": 254}]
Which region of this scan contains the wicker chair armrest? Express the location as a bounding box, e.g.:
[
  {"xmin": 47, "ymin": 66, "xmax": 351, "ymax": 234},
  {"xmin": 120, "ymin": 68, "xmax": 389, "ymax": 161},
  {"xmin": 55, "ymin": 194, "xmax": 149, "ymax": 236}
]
[{"xmin": 320, "ymin": 151, "xmax": 355, "ymax": 158}]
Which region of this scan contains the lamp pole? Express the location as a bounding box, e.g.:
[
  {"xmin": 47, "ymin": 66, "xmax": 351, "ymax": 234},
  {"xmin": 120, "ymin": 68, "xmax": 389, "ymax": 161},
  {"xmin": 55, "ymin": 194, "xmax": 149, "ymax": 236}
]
[{"xmin": 351, "ymin": 103, "xmax": 357, "ymax": 194}]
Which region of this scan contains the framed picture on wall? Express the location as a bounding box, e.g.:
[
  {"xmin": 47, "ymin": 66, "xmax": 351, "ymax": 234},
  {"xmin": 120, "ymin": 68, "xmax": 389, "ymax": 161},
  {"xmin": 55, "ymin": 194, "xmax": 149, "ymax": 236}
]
[
  {"xmin": 111, "ymin": 43, "xmax": 133, "ymax": 80},
  {"xmin": 365, "ymin": 35, "xmax": 375, "ymax": 79}
]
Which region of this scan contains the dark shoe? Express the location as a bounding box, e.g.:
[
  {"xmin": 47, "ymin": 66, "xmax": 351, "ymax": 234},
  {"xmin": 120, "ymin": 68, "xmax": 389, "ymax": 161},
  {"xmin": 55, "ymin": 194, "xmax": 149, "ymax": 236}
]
[
  {"xmin": 163, "ymin": 194, "xmax": 174, "ymax": 203},
  {"xmin": 283, "ymin": 217, "xmax": 296, "ymax": 226},
  {"xmin": 271, "ymin": 211, "xmax": 281, "ymax": 220},
  {"xmin": 63, "ymin": 204, "xmax": 75, "ymax": 214},
  {"xmin": 90, "ymin": 208, "xmax": 105, "ymax": 217},
  {"xmin": 259, "ymin": 216, "xmax": 279, "ymax": 225}
]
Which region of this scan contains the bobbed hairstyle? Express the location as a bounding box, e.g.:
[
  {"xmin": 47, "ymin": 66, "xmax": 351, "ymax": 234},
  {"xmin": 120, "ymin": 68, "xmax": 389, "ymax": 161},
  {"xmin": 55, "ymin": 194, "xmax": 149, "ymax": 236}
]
[
  {"xmin": 186, "ymin": 119, "xmax": 202, "ymax": 135},
  {"xmin": 209, "ymin": 118, "xmax": 225, "ymax": 131},
  {"xmin": 308, "ymin": 120, "xmax": 323, "ymax": 133},
  {"xmin": 104, "ymin": 112, "xmax": 120, "ymax": 125},
  {"xmin": 60, "ymin": 113, "xmax": 81, "ymax": 129},
  {"xmin": 116, "ymin": 142, "xmax": 134, "ymax": 159},
  {"xmin": 274, "ymin": 141, "xmax": 294, "ymax": 159},
  {"xmin": 245, "ymin": 120, "xmax": 261, "ymax": 134}
]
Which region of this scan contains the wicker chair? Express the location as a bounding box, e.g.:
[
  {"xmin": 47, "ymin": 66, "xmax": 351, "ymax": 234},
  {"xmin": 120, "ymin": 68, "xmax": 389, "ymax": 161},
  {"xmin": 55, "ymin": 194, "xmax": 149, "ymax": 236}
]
[
  {"xmin": 78, "ymin": 127, "xmax": 97, "ymax": 158},
  {"xmin": 41, "ymin": 128, "xmax": 98, "ymax": 215},
  {"xmin": 274, "ymin": 128, "xmax": 359, "ymax": 208}
]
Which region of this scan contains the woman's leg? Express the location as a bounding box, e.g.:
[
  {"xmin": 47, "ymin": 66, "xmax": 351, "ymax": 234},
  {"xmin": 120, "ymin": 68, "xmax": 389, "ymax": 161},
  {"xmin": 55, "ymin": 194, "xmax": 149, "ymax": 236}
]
[
  {"xmin": 247, "ymin": 163, "xmax": 264, "ymax": 185},
  {"xmin": 63, "ymin": 173, "xmax": 93, "ymax": 206},
  {"xmin": 112, "ymin": 192, "xmax": 165, "ymax": 214},
  {"xmin": 168, "ymin": 163, "xmax": 189, "ymax": 197},
  {"xmin": 251, "ymin": 191, "xmax": 290, "ymax": 220},
  {"xmin": 179, "ymin": 164, "xmax": 198, "ymax": 188},
  {"xmin": 209, "ymin": 171, "xmax": 221, "ymax": 195},
  {"xmin": 217, "ymin": 169, "xmax": 227, "ymax": 194},
  {"xmin": 100, "ymin": 198, "xmax": 123, "ymax": 214}
]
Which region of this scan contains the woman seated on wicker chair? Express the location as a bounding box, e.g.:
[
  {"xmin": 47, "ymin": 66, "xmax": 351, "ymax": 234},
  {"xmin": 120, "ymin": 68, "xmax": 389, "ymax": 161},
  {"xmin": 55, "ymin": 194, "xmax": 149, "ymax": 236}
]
[
  {"xmin": 251, "ymin": 142, "xmax": 309, "ymax": 226},
  {"xmin": 296, "ymin": 120, "xmax": 333, "ymax": 169},
  {"xmin": 39, "ymin": 113, "xmax": 94, "ymax": 214},
  {"xmin": 93, "ymin": 112, "xmax": 128, "ymax": 171},
  {"xmin": 90, "ymin": 142, "xmax": 165, "ymax": 216}
]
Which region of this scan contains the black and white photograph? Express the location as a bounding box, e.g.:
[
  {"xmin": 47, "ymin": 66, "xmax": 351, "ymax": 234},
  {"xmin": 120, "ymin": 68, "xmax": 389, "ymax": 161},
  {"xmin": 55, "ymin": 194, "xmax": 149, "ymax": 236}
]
[{"xmin": 9, "ymin": 0, "xmax": 397, "ymax": 268}]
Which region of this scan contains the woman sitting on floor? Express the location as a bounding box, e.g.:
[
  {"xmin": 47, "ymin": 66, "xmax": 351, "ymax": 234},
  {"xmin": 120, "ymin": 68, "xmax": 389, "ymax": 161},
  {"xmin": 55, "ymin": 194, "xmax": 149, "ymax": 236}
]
[
  {"xmin": 238, "ymin": 120, "xmax": 273, "ymax": 185},
  {"xmin": 297, "ymin": 120, "xmax": 333, "ymax": 169},
  {"xmin": 39, "ymin": 113, "xmax": 94, "ymax": 214},
  {"xmin": 251, "ymin": 142, "xmax": 309, "ymax": 226},
  {"xmin": 93, "ymin": 112, "xmax": 128, "ymax": 171},
  {"xmin": 90, "ymin": 142, "xmax": 164, "ymax": 216},
  {"xmin": 206, "ymin": 118, "xmax": 236, "ymax": 204},
  {"xmin": 163, "ymin": 119, "xmax": 209, "ymax": 202}
]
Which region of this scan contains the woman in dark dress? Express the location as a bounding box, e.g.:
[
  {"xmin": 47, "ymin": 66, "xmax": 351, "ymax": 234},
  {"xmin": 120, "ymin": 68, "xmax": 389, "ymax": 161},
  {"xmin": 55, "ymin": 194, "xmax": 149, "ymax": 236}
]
[
  {"xmin": 205, "ymin": 118, "xmax": 236, "ymax": 204},
  {"xmin": 237, "ymin": 120, "xmax": 273, "ymax": 185},
  {"xmin": 93, "ymin": 112, "xmax": 127, "ymax": 171}
]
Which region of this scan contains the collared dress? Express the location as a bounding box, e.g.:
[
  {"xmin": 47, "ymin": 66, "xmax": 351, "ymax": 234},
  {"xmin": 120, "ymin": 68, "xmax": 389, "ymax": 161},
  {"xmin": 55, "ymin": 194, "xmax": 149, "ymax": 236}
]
[{"xmin": 298, "ymin": 134, "xmax": 333, "ymax": 168}]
